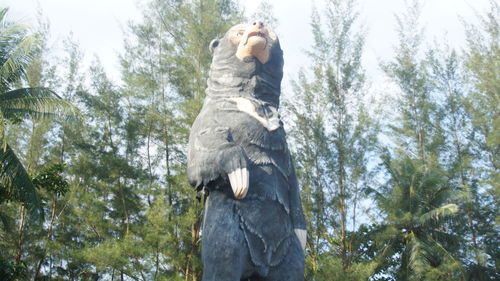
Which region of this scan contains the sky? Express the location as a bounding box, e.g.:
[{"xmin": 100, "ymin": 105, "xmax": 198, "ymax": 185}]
[{"xmin": 3, "ymin": 0, "xmax": 493, "ymax": 92}]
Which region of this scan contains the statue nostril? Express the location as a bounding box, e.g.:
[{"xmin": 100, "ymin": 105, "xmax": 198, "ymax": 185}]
[{"xmin": 253, "ymin": 21, "xmax": 264, "ymax": 28}]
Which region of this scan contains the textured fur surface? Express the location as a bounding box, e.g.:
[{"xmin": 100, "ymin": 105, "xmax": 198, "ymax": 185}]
[{"xmin": 187, "ymin": 22, "xmax": 306, "ymax": 281}]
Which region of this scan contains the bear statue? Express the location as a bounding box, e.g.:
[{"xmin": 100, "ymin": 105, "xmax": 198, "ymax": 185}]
[{"xmin": 187, "ymin": 21, "xmax": 306, "ymax": 281}]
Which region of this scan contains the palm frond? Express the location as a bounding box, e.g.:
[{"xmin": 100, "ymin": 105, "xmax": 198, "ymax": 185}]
[
  {"xmin": 365, "ymin": 186, "xmax": 388, "ymax": 203},
  {"xmin": 418, "ymin": 203, "xmax": 458, "ymax": 225},
  {"xmin": 0, "ymin": 19, "xmax": 30, "ymax": 46},
  {"xmin": 0, "ymin": 87, "xmax": 82, "ymax": 120},
  {"xmin": 0, "ymin": 7, "xmax": 39, "ymax": 89},
  {"xmin": 0, "ymin": 112, "xmax": 4, "ymax": 150},
  {"xmin": 426, "ymin": 235, "xmax": 466, "ymax": 280},
  {"xmin": 0, "ymin": 207, "xmax": 13, "ymax": 232},
  {"xmin": 0, "ymin": 8, "xmax": 7, "ymax": 22},
  {"xmin": 376, "ymin": 234, "xmax": 398, "ymax": 266},
  {"xmin": 0, "ymin": 32, "xmax": 38, "ymax": 86},
  {"xmin": 0, "ymin": 143, "xmax": 43, "ymax": 219},
  {"xmin": 408, "ymin": 232, "xmax": 431, "ymax": 277}
]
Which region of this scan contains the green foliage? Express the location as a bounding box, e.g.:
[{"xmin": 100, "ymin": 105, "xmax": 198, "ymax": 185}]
[
  {"xmin": 0, "ymin": 144, "xmax": 39, "ymax": 205},
  {"xmin": 32, "ymin": 164, "xmax": 69, "ymax": 197},
  {"xmin": 287, "ymin": 0, "xmax": 379, "ymax": 278},
  {"xmin": 463, "ymin": 1, "xmax": 499, "ymax": 189},
  {"xmin": 307, "ymin": 253, "xmax": 377, "ymax": 281},
  {"xmin": 370, "ymin": 155, "xmax": 462, "ymax": 280},
  {"xmin": 0, "ymin": 255, "xmax": 28, "ymax": 281},
  {"xmin": 0, "ymin": 7, "xmax": 80, "ymax": 220},
  {"xmin": 381, "ymin": 0, "xmax": 444, "ymax": 162},
  {"xmin": 373, "ymin": 1, "xmax": 483, "ymax": 279},
  {"xmin": 459, "ymin": 2, "xmax": 500, "ymax": 279}
]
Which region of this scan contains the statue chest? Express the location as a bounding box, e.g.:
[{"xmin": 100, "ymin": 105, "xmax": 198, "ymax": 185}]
[{"xmin": 206, "ymin": 96, "xmax": 288, "ymax": 151}]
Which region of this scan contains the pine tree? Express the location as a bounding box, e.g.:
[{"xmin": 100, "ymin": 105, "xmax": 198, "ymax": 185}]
[
  {"xmin": 373, "ymin": 1, "xmax": 463, "ymax": 279},
  {"xmin": 54, "ymin": 59, "xmax": 147, "ymax": 280},
  {"xmin": 459, "ymin": 1, "xmax": 500, "ymax": 279},
  {"xmin": 286, "ymin": 0, "xmax": 378, "ymax": 279}
]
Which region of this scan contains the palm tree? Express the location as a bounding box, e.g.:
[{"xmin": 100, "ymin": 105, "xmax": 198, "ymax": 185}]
[
  {"xmin": 370, "ymin": 154, "xmax": 463, "ymax": 280},
  {"xmin": 0, "ymin": 7, "xmax": 80, "ymax": 218}
]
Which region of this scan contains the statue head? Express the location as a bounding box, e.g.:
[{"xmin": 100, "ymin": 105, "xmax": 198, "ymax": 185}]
[{"xmin": 207, "ymin": 21, "xmax": 284, "ymax": 107}]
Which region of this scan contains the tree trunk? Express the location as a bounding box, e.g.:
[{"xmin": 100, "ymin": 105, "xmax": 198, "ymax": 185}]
[{"xmin": 15, "ymin": 205, "xmax": 27, "ymax": 263}]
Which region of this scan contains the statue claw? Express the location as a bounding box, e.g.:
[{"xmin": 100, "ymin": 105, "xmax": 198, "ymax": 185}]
[
  {"xmin": 228, "ymin": 168, "xmax": 249, "ymax": 199},
  {"xmin": 294, "ymin": 228, "xmax": 307, "ymax": 251}
]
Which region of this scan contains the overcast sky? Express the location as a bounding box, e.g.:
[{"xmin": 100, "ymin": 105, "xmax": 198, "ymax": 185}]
[{"xmin": 3, "ymin": 0, "xmax": 493, "ymax": 92}]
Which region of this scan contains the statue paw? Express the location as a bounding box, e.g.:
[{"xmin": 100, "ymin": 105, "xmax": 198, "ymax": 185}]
[{"xmin": 228, "ymin": 168, "xmax": 249, "ymax": 199}]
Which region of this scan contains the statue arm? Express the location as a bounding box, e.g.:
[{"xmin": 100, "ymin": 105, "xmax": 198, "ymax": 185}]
[{"xmin": 187, "ymin": 123, "xmax": 249, "ymax": 197}]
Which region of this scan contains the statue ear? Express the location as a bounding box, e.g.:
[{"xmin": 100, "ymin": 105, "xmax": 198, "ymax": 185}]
[{"xmin": 209, "ymin": 39, "xmax": 219, "ymax": 53}]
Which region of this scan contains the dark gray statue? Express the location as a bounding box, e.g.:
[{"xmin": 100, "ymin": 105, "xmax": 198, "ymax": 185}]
[{"xmin": 187, "ymin": 21, "xmax": 306, "ymax": 281}]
